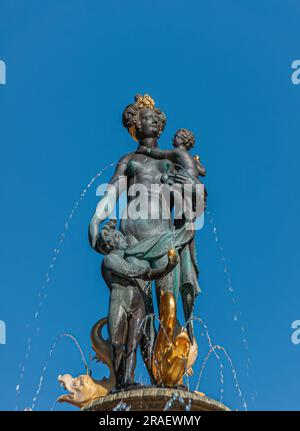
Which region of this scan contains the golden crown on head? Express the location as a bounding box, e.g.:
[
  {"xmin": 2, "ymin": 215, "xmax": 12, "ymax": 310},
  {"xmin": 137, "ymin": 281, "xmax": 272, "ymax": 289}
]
[
  {"xmin": 135, "ymin": 93, "xmax": 155, "ymax": 109},
  {"xmin": 128, "ymin": 94, "xmax": 156, "ymax": 142}
]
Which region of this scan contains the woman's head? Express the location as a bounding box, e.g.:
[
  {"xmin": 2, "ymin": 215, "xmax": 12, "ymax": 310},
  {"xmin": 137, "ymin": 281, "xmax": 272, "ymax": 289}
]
[{"xmin": 122, "ymin": 94, "xmax": 167, "ymax": 142}]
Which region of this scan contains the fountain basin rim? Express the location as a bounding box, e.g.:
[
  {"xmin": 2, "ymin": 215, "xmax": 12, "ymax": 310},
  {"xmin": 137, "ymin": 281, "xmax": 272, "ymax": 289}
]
[{"xmin": 82, "ymin": 386, "xmax": 230, "ymax": 411}]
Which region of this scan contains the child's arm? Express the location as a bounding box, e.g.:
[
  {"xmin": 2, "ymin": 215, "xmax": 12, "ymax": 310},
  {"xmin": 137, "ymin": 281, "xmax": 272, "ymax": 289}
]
[
  {"xmin": 104, "ymin": 250, "xmax": 179, "ymax": 280},
  {"xmin": 104, "ymin": 254, "xmax": 150, "ymax": 279},
  {"xmin": 137, "ymin": 145, "xmax": 177, "ymax": 163},
  {"xmin": 143, "ymin": 250, "xmax": 179, "ymax": 280}
]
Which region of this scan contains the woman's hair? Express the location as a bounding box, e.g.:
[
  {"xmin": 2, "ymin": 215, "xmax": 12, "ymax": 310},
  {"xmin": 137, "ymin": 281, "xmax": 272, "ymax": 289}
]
[
  {"xmin": 97, "ymin": 219, "xmax": 117, "ymax": 255},
  {"xmin": 122, "ymin": 94, "xmax": 167, "ymax": 141},
  {"xmin": 173, "ymin": 128, "xmax": 195, "ymax": 150}
]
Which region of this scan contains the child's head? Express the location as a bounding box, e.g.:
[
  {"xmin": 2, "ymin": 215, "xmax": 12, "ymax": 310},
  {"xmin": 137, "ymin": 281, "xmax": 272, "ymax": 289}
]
[
  {"xmin": 97, "ymin": 219, "xmax": 128, "ymax": 254},
  {"xmin": 173, "ymin": 128, "xmax": 195, "ymax": 151}
]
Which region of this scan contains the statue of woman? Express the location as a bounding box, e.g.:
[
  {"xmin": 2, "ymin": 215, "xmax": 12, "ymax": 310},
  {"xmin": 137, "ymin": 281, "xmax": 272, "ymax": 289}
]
[{"xmin": 89, "ymin": 94, "xmax": 202, "ymax": 383}]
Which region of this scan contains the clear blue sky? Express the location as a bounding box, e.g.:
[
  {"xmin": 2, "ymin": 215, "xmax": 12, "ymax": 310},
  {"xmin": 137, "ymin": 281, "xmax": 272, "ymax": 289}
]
[{"xmin": 0, "ymin": 0, "xmax": 299, "ymax": 411}]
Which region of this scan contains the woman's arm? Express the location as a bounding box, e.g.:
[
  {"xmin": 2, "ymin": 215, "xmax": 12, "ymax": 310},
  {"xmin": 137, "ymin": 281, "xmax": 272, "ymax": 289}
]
[
  {"xmin": 89, "ymin": 154, "xmax": 130, "ymax": 249},
  {"xmin": 166, "ymin": 169, "xmax": 205, "ymax": 219}
]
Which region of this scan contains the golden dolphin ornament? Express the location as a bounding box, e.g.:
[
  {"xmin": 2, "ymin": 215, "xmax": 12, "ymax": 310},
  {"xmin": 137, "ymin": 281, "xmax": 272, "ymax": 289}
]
[
  {"xmin": 152, "ymin": 291, "xmax": 197, "ymax": 387},
  {"xmin": 57, "ymin": 318, "xmax": 116, "ymax": 408}
]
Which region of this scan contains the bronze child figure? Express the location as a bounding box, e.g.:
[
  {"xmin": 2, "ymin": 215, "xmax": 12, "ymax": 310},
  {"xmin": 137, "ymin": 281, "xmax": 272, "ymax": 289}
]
[
  {"xmin": 137, "ymin": 128, "xmax": 206, "ymax": 180},
  {"xmin": 97, "ymin": 219, "xmax": 178, "ymax": 389}
]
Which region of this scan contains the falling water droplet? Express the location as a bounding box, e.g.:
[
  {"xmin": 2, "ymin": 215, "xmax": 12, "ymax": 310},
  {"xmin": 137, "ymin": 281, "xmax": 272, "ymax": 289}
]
[
  {"xmin": 206, "ymin": 207, "xmax": 254, "ymax": 405},
  {"xmin": 16, "ymin": 164, "xmax": 117, "ymax": 407}
]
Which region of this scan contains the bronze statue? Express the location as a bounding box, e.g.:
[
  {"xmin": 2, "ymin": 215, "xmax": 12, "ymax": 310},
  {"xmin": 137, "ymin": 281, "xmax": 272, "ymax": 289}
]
[{"xmin": 58, "ymin": 93, "xmax": 207, "ymax": 406}]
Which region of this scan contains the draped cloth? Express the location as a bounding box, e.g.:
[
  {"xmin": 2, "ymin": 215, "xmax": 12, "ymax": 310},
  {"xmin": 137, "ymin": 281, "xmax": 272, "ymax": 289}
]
[{"xmin": 124, "ymin": 221, "xmax": 201, "ymax": 306}]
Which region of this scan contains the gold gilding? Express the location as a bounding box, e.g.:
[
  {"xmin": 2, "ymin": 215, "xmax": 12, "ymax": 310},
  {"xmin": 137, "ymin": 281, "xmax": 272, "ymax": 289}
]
[
  {"xmin": 167, "ymin": 248, "xmax": 177, "ymax": 259},
  {"xmin": 136, "ymin": 93, "xmax": 155, "ymax": 109},
  {"xmin": 129, "ymin": 125, "xmax": 138, "ymax": 142},
  {"xmin": 152, "ymin": 292, "xmax": 198, "ymax": 387}
]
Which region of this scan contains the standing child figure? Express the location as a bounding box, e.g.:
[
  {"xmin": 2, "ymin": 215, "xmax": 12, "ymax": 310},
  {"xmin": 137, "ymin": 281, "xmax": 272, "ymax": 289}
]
[{"xmin": 97, "ymin": 219, "xmax": 179, "ymax": 389}]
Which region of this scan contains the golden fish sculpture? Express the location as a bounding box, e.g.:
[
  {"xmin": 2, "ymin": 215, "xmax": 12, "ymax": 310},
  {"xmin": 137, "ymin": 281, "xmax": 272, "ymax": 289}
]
[
  {"xmin": 57, "ymin": 318, "xmax": 116, "ymax": 408},
  {"xmin": 152, "ymin": 290, "xmax": 198, "ymax": 387}
]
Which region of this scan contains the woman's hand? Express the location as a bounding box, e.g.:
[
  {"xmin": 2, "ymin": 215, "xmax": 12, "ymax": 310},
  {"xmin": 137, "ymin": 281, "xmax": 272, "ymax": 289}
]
[
  {"xmin": 161, "ymin": 171, "xmax": 190, "ymax": 186},
  {"xmin": 88, "ymin": 216, "xmax": 100, "ymax": 249}
]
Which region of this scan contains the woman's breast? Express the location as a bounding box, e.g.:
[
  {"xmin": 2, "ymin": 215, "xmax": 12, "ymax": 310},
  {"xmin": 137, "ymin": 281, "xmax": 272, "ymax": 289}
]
[
  {"xmin": 126, "ymin": 157, "xmax": 174, "ymax": 180},
  {"xmin": 121, "ymin": 155, "xmax": 174, "ymax": 241}
]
